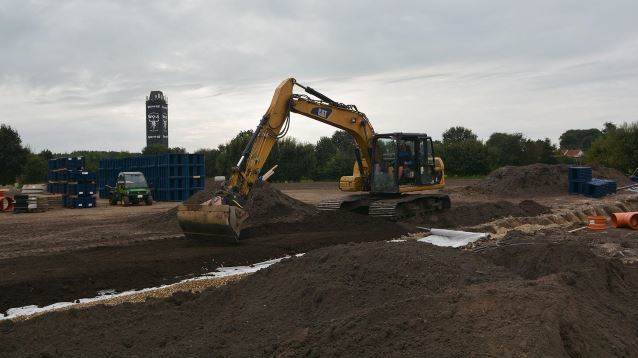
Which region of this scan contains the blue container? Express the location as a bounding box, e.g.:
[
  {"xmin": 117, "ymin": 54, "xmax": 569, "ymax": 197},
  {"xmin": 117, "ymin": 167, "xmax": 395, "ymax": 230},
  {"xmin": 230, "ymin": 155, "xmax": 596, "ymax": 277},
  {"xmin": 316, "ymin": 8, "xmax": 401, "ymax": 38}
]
[
  {"xmin": 67, "ymin": 182, "xmax": 97, "ymax": 196},
  {"xmin": 56, "ymin": 157, "xmax": 85, "ymax": 170},
  {"xmin": 67, "ymin": 170, "xmax": 97, "ymax": 182},
  {"xmin": 65, "ymin": 195, "xmax": 97, "ymax": 208},
  {"xmin": 584, "ymin": 179, "xmax": 617, "ymax": 198},
  {"xmin": 568, "ymin": 166, "xmax": 593, "ymax": 182},
  {"xmin": 568, "ymin": 181, "xmax": 587, "ymax": 194}
]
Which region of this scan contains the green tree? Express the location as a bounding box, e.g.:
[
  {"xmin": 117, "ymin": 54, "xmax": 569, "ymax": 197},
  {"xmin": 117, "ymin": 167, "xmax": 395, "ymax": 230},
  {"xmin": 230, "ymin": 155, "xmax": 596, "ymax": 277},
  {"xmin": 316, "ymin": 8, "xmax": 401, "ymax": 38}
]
[
  {"xmin": 38, "ymin": 149, "xmax": 53, "ymax": 161},
  {"xmin": 602, "ymin": 122, "xmax": 617, "ymax": 134},
  {"xmin": 486, "ymin": 132, "xmax": 526, "ymax": 168},
  {"xmin": 586, "ymin": 122, "xmax": 638, "ymax": 172},
  {"xmin": 265, "ymin": 138, "xmax": 316, "ymax": 181},
  {"xmin": 314, "ymin": 136, "xmax": 338, "ymax": 180},
  {"xmin": 197, "ymin": 148, "xmax": 221, "ymax": 178},
  {"xmin": 0, "ymin": 124, "xmax": 29, "ymax": 184},
  {"xmin": 558, "ymin": 128, "xmax": 602, "ymax": 150},
  {"xmin": 142, "ymin": 145, "xmax": 186, "ymax": 155},
  {"xmin": 441, "ymin": 127, "xmax": 489, "ymax": 176},
  {"xmin": 523, "ymin": 138, "xmax": 557, "ymax": 164},
  {"xmin": 141, "ymin": 144, "xmax": 169, "ymax": 155},
  {"xmin": 328, "ymin": 131, "xmax": 356, "ymax": 178},
  {"xmin": 20, "ymin": 154, "xmax": 48, "ymax": 183},
  {"xmin": 442, "ymin": 126, "xmax": 478, "ymax": 144},
  {"xmin": 215, "ymin": 130, "xmax": 253, "ymax": 178}
]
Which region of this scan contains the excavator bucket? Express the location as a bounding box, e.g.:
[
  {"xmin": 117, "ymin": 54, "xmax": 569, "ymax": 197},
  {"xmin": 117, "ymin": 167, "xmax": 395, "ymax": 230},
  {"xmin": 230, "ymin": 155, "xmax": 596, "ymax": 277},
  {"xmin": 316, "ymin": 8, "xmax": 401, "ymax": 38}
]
[{"xmin": 176, "ymin": 200, "xmax": 249, "ymax": 243}]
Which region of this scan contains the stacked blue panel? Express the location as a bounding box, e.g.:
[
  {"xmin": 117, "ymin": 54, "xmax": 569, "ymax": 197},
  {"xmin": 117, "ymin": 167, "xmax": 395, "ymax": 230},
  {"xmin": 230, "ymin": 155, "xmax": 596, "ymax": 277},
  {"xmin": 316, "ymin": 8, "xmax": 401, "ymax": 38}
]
[
  {"xmin": 68, "ymin": 171, "xmax": 97, "ymax": 182},
  {"xmin": 568, "ymin": 166, "xmax": 593, "ymax": 182},
  {"xmin": 97, "ymin": 154, "xmax": 205, "ymax": 202},
  {"xmin": 568, "ymin": 166, "xmax": 593, "ymax": 194},
  {"xmin": 48, "ymin": 157, "xmax": 85, "ymax": 195},
  {"xmin": 67, "ymin": 182, "xmax": 97, "ymax": 196},
  {"xmin": 64, "ymin": 196, "xmax": 96, "ymax": 208},
  {"xmin": 98, "ymin": 159, "xmax": 116, "ymax": 199},
  {"xmin": 584, "ymin": 179, "xmax": 617, "ymax": 198},
  {"xmin": 65, "ymin": 169, "xmax": 97, "ymax": 208}
]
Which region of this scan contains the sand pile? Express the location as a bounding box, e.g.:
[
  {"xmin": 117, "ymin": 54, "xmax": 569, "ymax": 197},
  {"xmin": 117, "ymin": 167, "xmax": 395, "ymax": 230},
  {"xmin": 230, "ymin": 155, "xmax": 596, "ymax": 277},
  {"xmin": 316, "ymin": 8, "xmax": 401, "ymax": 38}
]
[
  {"xmin": 465, "ymin": 164, "xmax": 632, "ymax": 197},
  {"xmin": 3, "ymin": 236, "xmax": 637, "ymax": 357}
]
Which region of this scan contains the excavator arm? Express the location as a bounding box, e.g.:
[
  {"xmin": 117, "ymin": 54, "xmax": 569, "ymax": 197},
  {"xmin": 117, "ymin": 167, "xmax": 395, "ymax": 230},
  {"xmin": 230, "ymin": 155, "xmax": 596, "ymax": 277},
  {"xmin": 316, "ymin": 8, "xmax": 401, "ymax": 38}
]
[{"xmin": 229, "ymin": 78, "xmax": 375, "ymax": 198}]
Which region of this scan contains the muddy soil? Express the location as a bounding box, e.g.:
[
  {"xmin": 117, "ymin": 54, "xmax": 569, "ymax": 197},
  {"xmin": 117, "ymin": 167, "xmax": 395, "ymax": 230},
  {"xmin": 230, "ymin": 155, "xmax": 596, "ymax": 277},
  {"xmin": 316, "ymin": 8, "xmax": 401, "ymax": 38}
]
[
  {"xmin": 0, "ymin": 209, "xmax": 410, "ymax": 313},
  {"xmin": 3, "ymin": 234, "xmax": 637, "ymax": 357},
  {"xmin": 409, "ymin": 199, "xmax": 550, "ymax": 228},
  {"xmin": 461, "ymin": 164, "xmax": 632, "ymax": 197}
]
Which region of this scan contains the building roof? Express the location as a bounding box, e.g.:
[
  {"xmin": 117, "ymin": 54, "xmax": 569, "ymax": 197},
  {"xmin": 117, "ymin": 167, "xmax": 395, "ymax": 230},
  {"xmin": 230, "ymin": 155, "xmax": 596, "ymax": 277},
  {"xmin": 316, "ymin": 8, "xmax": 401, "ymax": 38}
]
[{"xmin": 562, "ymin": 149, "xmax": 584, "ymax": 158}]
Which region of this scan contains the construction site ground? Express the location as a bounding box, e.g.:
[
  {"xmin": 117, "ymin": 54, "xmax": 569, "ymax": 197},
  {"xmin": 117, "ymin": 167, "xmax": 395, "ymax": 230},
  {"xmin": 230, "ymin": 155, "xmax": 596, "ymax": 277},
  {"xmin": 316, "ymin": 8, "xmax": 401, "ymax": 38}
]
[{"xmin": 2, "ymin": 165, "xmax": 638, "ymax": 357}]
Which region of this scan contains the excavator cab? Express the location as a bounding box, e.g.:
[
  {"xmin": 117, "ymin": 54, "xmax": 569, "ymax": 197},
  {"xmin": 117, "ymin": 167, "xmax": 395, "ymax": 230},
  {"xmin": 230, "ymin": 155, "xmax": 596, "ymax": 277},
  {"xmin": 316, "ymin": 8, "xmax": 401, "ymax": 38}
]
[{"xmin": 371, "ymin": 134, "xmax": 443, "ymax": 194}]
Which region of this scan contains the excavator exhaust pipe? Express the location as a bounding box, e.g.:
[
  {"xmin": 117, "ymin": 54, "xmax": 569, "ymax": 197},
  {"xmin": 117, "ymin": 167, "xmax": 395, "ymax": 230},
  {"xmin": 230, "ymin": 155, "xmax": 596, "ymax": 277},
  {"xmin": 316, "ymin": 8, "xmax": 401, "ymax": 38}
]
[{"xmin": 176, "ymin": 201, "xmax": 249, "ymax": 243}]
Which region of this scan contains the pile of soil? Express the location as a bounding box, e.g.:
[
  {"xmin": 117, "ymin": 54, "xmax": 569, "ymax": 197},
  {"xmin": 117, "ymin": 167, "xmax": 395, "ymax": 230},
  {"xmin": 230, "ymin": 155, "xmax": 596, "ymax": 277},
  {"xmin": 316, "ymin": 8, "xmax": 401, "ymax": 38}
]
[
  {"xmin": 184, "ymin": 180, "xmax": 224, "ymax": 204},
  {"xmin": 3, "ymin": 236, "xmax": 637, "ymax": 357},
  {"xmin": 172, "ymin": 181, "xmax": 317, "ymax": 227},
  {"xmin": 464, "ymin": 164, "xmax": 632, "ymax": 197},
  {"xmin": 410, "ymin": 199, "xmax": 550, "ymax": 228},
  {"xmin": 243, "ymin": 181, "xmax": 317, "ymax": 226}
]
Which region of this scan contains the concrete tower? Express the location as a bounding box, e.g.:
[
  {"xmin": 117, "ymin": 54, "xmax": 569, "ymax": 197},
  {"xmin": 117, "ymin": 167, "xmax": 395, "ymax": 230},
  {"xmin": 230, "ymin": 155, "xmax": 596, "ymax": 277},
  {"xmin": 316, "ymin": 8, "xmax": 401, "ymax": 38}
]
[{"xmin": 145, "ymin": 91, "xmax": 168, "ymax": 147}]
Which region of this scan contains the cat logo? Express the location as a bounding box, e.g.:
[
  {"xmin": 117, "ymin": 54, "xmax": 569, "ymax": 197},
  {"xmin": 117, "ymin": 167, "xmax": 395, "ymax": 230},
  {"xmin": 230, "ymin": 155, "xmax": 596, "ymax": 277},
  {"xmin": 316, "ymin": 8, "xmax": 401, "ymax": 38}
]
[{"xmin": 311, "ymin": 107, "xmax": 332, "ymax": 119}]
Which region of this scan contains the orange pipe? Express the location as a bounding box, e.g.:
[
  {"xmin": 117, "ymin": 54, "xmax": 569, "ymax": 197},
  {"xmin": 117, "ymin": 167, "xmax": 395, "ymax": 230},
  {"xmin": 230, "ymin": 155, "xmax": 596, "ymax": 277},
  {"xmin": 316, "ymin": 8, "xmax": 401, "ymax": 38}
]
[
  {"xmin": 587, "ymin": 216, "xmax": 607, "ymax": 231},
  {"xmin": 611, "ymin": 212, "xmax": 638, "ymax": 229}
]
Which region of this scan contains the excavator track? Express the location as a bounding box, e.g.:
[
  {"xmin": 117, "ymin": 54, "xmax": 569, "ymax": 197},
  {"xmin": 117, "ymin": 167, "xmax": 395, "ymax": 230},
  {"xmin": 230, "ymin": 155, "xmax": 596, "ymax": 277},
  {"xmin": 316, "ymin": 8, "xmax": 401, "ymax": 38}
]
[{"xmin": 317, "ymin": 193, "xmax": 451, "ymax": 220}]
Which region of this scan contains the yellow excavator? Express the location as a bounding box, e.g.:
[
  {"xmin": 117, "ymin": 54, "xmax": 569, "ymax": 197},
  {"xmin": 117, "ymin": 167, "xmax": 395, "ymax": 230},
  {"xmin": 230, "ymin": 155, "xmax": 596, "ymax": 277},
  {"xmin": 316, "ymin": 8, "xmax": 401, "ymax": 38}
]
[{"xmin": 177, "ymin": 78, "xmax": 450, "ymax": 242}]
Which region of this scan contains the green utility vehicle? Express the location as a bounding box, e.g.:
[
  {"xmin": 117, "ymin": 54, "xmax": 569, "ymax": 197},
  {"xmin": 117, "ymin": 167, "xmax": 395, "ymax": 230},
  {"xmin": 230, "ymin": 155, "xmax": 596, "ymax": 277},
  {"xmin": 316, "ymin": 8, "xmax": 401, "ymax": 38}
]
[{"xmin": 107, "ymin": 172, "xmax": 153, "ymax": 206}]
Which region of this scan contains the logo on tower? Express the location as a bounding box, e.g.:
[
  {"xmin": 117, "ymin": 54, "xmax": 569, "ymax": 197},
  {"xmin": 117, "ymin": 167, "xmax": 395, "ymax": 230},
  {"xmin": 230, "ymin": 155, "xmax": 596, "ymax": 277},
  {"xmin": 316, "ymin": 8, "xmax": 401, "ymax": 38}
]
[{"xmin": 148, "ymin": 113, "xmax": 160, "ymax": 131}]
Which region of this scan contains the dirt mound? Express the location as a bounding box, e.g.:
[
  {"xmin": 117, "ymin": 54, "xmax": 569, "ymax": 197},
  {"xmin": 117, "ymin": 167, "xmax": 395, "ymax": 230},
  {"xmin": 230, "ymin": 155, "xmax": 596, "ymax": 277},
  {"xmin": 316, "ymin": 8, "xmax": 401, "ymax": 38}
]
[
  {"xmin": 3, "ymin": 238, "xmax": 637, "ymax": 357},
  {"xmin": 411, "ymin": 199, "xmax": 550, "ymax": 228},
  {"xmin": 169, "ymin": 181, "xmax": 317, "ymax": 227},
  {"xmin": 184, "ymin": 180, "xmax": 224, "ymax": 204},
  {"xmin": 464, "ymin": 164, "xmax": 632, "ymax": 197},
  {"xmin": 244, "ymin": 181, "xmax": 317, "ymax": 226}
]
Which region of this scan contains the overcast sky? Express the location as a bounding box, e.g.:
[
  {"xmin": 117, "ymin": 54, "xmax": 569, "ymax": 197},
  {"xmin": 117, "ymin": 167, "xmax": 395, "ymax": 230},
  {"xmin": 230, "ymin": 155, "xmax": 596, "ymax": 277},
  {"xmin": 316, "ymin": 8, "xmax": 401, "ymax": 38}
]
[{"xmin": 2, "ymin": 0, "xmax": 638, "ymax": 153}]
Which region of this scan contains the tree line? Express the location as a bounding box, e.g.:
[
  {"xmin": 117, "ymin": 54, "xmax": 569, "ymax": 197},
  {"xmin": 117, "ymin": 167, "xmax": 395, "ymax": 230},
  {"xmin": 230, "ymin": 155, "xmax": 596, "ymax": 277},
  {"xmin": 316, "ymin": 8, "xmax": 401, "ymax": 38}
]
[{"xmin": 1, "ymin": 121, "xmax": 636, "ymax": 185}]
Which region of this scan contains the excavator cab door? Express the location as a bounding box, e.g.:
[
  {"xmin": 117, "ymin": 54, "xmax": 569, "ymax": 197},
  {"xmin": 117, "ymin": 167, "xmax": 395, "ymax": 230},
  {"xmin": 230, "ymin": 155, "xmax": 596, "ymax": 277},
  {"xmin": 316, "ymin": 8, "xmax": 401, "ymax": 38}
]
[
  {"xmin": 371, "ymin": 136, "xmax": 400, "ymax": 194},
  {"xmin": 417, "ymin": 137, "xmax": 439, "ymax": 185}
]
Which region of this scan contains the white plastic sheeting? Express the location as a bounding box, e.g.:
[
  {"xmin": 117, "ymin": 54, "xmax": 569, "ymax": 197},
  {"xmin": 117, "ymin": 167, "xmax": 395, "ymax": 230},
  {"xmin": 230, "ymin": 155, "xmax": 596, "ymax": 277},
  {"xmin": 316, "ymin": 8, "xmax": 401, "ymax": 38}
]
[{"xmin": 417, "ymin": 229, "xmax": 489, "ymax": 248}]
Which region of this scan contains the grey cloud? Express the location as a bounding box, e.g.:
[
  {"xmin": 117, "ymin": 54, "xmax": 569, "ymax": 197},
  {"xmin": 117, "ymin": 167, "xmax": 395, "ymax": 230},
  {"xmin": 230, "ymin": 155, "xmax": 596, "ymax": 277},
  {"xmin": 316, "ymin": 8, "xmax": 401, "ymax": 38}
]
[{"xmin": 1, "ymin": 0, "xmax": 638, "ymax": 152}]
